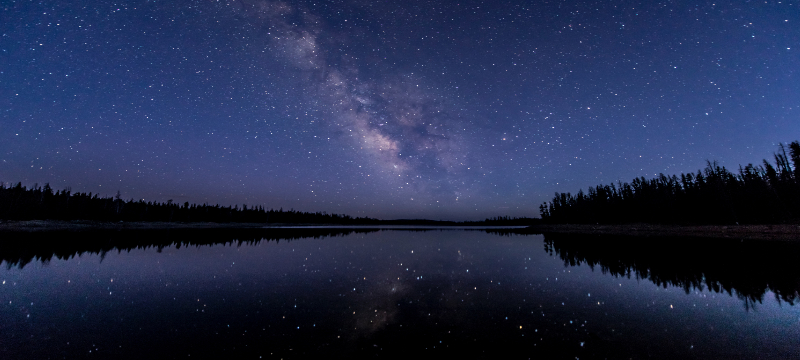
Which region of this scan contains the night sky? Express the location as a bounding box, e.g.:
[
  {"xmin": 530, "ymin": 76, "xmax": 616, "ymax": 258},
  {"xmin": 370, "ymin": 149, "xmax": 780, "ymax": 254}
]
[{"xmin": 1, "ymin": 0, "xmax": 798, "ymax": 220}]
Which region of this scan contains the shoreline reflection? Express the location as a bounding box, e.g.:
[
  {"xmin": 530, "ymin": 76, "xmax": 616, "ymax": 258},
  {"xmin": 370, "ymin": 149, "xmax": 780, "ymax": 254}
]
[
  {"xmin": 0, "ymin": 228, "xmax": 380, "ymax": 269},
  {"xmin": 2, "ymin": 229, "xmax": 799, "ymax": 358},
  {"xmin": 4, "ymin": 228, "xmax": 800, "ymax": 309},
  {"xmin": 538, "ymin": 232, "xmax": 800, "ymax": 308}
]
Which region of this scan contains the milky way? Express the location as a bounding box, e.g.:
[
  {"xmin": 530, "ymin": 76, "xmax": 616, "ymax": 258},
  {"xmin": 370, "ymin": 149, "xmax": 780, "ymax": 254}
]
[
  {"xmin": 1, "ymin": 0, "xmax": 798, "ymax": 220},
  {"xmin": 232, "ymin": 1, "xmax": 474, "ymax": 194}
]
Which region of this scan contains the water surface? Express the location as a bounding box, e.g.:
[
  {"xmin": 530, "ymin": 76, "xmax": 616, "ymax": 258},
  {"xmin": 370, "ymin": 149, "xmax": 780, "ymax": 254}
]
[{"xmin": 1, "ymin": 229, "xmax": 799, "ymax": 359}]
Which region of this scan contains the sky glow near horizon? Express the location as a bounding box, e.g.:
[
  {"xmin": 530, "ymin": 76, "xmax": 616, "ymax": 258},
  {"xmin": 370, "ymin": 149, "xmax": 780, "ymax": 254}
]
[{"xmin": 1, "ymin": 0, "xmax": 798, "ymax": 220}]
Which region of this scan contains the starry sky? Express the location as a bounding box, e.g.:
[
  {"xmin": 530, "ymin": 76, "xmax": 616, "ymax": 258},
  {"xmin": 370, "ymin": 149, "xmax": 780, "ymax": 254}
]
[{"xmin": 1, "ymin": 0, "xmax": 798, "ymax": 220}]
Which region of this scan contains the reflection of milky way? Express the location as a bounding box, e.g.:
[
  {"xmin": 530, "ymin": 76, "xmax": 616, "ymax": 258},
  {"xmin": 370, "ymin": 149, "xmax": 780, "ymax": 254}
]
[
  {"xmin": 232, "ymin": 1, "xmax": 468, "ymax": 187},
  {"xmin": 350, "ymin": 275, "xmax": 408, "ymax": 337}
]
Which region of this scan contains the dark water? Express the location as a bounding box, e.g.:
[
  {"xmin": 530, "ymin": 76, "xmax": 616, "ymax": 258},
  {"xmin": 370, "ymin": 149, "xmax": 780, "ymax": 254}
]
[{"xmin": 1, "ymin": 228, "xmax": 799, "ymax": 359}]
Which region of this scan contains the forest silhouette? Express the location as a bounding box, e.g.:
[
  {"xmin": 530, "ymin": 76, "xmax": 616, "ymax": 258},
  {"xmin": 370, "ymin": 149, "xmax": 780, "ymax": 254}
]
[
  {"xmin": 540, "ymin": 141, "xmax": 800, "ymax": 224},
  {"xmin": 0, "ymin": 183, "xmax": 538, "ymax": 225},
  {"xmin": 4, "ymin": 140, "xmax": 799, "ymax": 225},
  {"xmin": 0, "ymin": 184, "xmax": 379, "ymax": 224}
]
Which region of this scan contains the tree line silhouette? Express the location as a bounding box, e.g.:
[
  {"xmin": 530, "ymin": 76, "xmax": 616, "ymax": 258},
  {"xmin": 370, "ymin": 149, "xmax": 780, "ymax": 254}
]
[
  {"xmin": 540, "ymin": 141, "xmax": 800, "ymax": 224},
  {"xmin": 540, "ymin": 232, "xmax": 800, "ymax": 309},
  {"xmin": 0, "ymin": 182, "xmax": 539, "ymax": 225},
  {"xmin": 0, "ymin": 183, "xmax": 382, "ymax": 224}
]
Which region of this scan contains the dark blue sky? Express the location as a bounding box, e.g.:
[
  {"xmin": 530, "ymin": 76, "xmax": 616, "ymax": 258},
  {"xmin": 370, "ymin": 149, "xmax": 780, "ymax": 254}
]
[{"xmin": 2, "ymin": 0, "xmax": 798, "ymax": 220}]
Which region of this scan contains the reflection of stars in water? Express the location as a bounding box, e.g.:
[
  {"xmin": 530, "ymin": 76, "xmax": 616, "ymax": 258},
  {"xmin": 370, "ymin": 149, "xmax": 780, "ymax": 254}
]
[{"xmin": 6, "ymin": 230, "xmax": 800, "ymax": 356}]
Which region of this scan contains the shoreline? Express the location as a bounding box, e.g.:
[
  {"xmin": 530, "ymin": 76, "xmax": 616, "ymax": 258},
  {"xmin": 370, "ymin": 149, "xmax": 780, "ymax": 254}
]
[
  {"xmin": 1, "ymin": 220, "xmax": 799, "ymax": 240},
  {"xmin": 0, "ymin": 220, "xmax": 274, "ymax": 232},
  {"xmin": 0, "ymin": 220, "xmax": 528, "ymax": 232},
  {"xmin": 526, "ymin": 224, "xmax": 800, "ymax": 240}
]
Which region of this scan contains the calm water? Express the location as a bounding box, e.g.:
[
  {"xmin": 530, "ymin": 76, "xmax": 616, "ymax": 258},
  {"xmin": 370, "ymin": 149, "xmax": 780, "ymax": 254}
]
[{"xmin": 1, "ymin": 228, "xmax": 799, "ymax": 359}]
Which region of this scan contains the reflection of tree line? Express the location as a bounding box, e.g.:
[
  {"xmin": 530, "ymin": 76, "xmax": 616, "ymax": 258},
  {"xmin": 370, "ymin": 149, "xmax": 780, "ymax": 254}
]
[
  {"xmin": 0, "ymin": 228, "xmax": 378, "ymax": 269},
  {"xmin": 2, "ymin": 228, "xmax": 540, "ymax": 269},
  {"xmin": 6, "ymin": 227, "xmax": 797, "ymax": 310},
  {"xmin": 540, "ymin": 141, "xmax": 800, "ymax": 224},
  {"xmin": 541, "ymin": 232, "xmax": 800, "ymax": 308}
]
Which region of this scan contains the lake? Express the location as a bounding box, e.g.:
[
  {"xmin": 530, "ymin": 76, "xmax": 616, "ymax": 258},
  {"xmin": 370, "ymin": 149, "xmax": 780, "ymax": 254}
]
[{"xmin": 1, "ymin": 228, "xmax": 799, "ymax": 359}]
